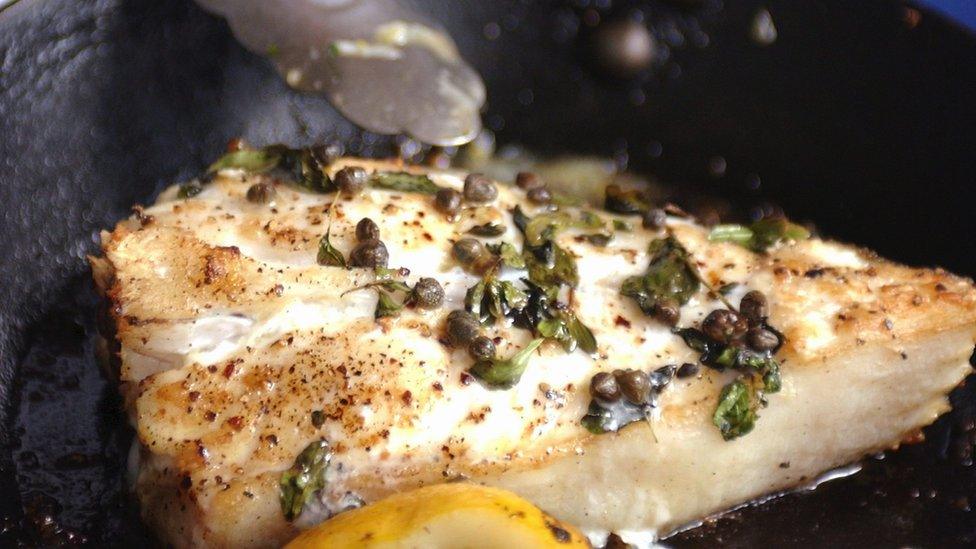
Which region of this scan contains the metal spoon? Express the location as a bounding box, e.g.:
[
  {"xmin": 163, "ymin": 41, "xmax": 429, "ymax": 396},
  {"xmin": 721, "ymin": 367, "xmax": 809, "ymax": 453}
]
[{"xmin": 196, "ymin": 0, "xmax": 486, "ymax": 146}]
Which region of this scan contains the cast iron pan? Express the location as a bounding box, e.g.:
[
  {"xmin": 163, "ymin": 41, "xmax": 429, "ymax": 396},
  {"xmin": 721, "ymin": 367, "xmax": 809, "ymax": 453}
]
[{"xmin": 2, "ymin": 0, "xmax": 976, "ymax": 546}]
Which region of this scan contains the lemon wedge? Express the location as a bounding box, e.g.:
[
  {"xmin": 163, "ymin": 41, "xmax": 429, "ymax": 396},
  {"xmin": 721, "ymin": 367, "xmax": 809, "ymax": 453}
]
[{"xmin": 285, "ymin": 483, "xmax": 590, "ymax": 548}]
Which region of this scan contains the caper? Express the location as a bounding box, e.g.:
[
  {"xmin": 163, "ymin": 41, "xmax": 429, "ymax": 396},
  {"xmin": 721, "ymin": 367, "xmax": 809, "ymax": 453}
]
[
  {"xmin": 653, "ymin": 298, "xmax": 680, "ymax": 327},
  {"xmin": 676, "ymin": 362, "xmax": 699, "ymax": 378},
  {"xmin": 468, "ymin": 336, "xmax": 496, "ymax": 361},
  {"xmin": 246, "ymin": 181, "xmax": 276, "ymax": 204},
  {"xmin": 614, "ymin": 369, "xmax": 651, "ymax": 405},
  {"xmin": 515, "ymin": 171, "xmax": 544, "ymax": 190},
  {"xmin": 469, "ymin": 253, "xmax": 500, "ymax": 276},
  {"xmin": 452, "ymin": 238, "xmax": 487, "ymax": 266},
  {"xmin": 311, "ymin": 141, "xmax": 343, "ymax": 166},
  {"xmin": 746, "ymin": 327, "xmax": 780, "ymax": 352},
  {"xmin": 642, "ymin": 208, "xmax": 667, "ymax": 230},
  {"xmin": 463, "ymin": 173, "xmax": 498, "ymax": 203},
  {"xmin": 355, "ymin": 217, "xmax": 380, "ymax": 242},
  {"xmin": 739, "ymin": 290, "xmax": 768, "ymax": 324},
  {"xmin": 349, "ymin": 239, "xmax": 388, "ymax": 268},
  {"xmin": 527, "ymin": 186, "xmax": 552, "ymax": 204},
  {"xmin": 446, "ymin": 310, "xmax": 481, "ymax": 347},
  {"xmin": 434, "ymin": 188, "xmax": 462, "ymax": 216},
  {"xmin": 650, "ymin": 365, "xmax": 676, "ymax": 389},
  {"xmin": 701, "ymin": 309, "xmax": 749, "ymax": 344},
  {"xmin": 411, "ymin": 277, "xmax": 444, "ymax": 309},
  {"xmin": 590, "ymin": 372, "xmax": 621, "ymax": 402},
  {"xmin": 335, "ymin": 166, "xmax": 368, "ymax": 196}
]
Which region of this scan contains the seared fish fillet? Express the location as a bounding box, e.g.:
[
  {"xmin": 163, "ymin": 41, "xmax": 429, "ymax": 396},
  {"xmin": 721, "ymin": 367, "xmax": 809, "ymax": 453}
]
[{"xmin": 91, "ymin": 157, "xmax": 976, "ymax": 548}]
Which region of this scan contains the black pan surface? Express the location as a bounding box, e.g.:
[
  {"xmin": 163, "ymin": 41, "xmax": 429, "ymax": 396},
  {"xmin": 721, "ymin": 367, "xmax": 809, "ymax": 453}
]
[{"xmin": 2, "ymin": 0, "xmax": 976, "ymax": 546}]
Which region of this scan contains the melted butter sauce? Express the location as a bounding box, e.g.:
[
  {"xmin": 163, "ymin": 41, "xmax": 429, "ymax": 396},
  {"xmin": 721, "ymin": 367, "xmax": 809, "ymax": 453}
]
[
  {"xmin": 662, "ymin": 462, "xmax": 864, "ymax": 545},
  {"xmin": 582, "ymin": 463, "xmax": 865, "ymax": 548}
]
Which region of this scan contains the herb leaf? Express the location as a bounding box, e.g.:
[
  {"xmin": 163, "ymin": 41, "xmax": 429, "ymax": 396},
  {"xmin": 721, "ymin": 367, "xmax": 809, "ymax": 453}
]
[
  {"xmin": 469, "ymin": 338, "xmax": 543, "ymax": 389},
  {"xmin": 511, "ymin": 206, "xmax": 531, "ymax": 234},
  {"xmin": 501, "ymin": 281, "xmax": 529, "ymax": 311},
  {"xmin": 762, "ymin": 359, "xmax": 782, "ymax": 393},
  {"xmin": 620, "ymin": 237, "xmax": 700, "ymax": 318},
  {"xmin": 676, "ymin": 327, "xmax": 713, "ymax": 354},
  {"xmin": 369, "ymin": 171, "xmax": 440, "ymax": 194},
  {"xmin": 317, "ymin": 226, "xmax": 346, "ymax": 267},
  {"xmin": 342, "ymin": 267, "xmax": 411, "ymax": 295},
  {"xmin": 581, "ymin": 401, "xmax": 615, "ymax": 434},
  {"xmin": 613, "ymin": 219, "xmax": 633, "ymax": 231},
  {"xmin": 707, "ymin": 224, "xmax": 754, "ymax": 247},
  {"xmin": 208, "ymin": 149, "xmax": 281, "ymax": 174},
  {"xmin": 465, "ymin": 279, "xmax": 528, "ymax": 325},
  {"xmin": 370, "ymin": 267, "xmax": 412, "ymax": 293},
  {"xmin": 566, "ymin": 313, "xmax": 598, "ymax": 354},
  {"xmin": 375, "ymin": 290, "xmax": 403, "ymax": 318},
  {"xmin": 487, "ymin": 242, "xmax": 526, "ymax": 270},
  {"xmin": 278, "ymin": 147, "xmax": 335, "ymax": 193},
  {"xmin": 580, "ymin": 397, "xmax": 649, "ymax": 434},
  {"xmin": 512, "ymin": 208, "xmax": 585, "ymax": 294},
  {"xmin": 525, "ymin": 241, "xmax": 579, "ymax": 292},
  {"xmin": 524, "ymin": 211, "xmax": 574, "ymax": 246},
  {"xmin": 581, "ymin": 233, "xmax": 613, "ymax": 247},
  {"xmin": 280, "ymin": 439, "xmax": 331, "ymax": 521},
  {"xmin": 178, "ymin": 181, "xmax": 203, "ymax": 199},
  {"xmin": 676, "ymin": 327, "xmax": 782, "ymax": 393},
  {"xmin": 205, "ymin": 145, "xmax": 336, "ymax": 193},
  {"xmin": 538, "ymin": 311, "xmax": 597, "ymax": 354},
  {"xmin": 709, "ymin": 218, "xmax": 810, "ymax": 252},
  {"xmin": 464, "ymin": 280, "xmax": 486, "ymax": 320},
  {"xmin": 713, "ymin": 380, "xmax": 757, "ymax": 440},
  {"xmin": 605, "ymin": 184, "xmax": 651, "ymax": 214},
  {"xmin": 523, "ymin": 211, "xmax": 605, "ymax": 246},
  {"xmin": 738, "ymin": 353, "xmax": 782, "ymax": 393},
  {"xmin": 677, "ymin": 321, "xmax": 783, "ymax": 441}
]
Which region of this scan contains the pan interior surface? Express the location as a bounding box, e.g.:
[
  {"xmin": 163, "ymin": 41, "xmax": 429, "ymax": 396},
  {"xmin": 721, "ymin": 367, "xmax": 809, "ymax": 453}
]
[{"xmin": 1, "ymin": 0, "xmax": 976, "ymax": 546}]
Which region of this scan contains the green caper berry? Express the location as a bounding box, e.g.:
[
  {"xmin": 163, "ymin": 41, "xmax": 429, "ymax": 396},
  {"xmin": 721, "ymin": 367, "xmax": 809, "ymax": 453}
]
[
  {"xmin": 701, "ymin": 309, "xmax": 748, "ymax": 344},
  {"xmin": 411, "ymin": 277, "xmax": 444, "ymax": 309},
  {"xmin": 739, "ymin": 290, "xmax": 768, "ymax": 324},
  {"xmin": 311, "ymin": 141, "xmax": 343, "ymax": 166},
  {"xmin": 452, "ymin": 238, "xmax": 487, "ymax": 266},
  {"xmin": 349, "ymin": 239, "xmax": 389, "ymax": 268},
  {"xmin": 642, "ymin": 208, "xmax": 667, "ymax": 230},
  {"xmin": 246, "ymin": 181, "xmax": 276, "ymax": 204},
  {"xmin": 446, "ymin": 310, "xmax": 481, "ymax": 347},
  {"xmin": 590, "ymin": 372, "xmax": 621, "ymax": 402},
  {"xmin": 615, "ymin": 369, "xmax": 651, "ymax": 405},
  {"xmin": 746, "ymin": 327, "xmax": 780, "ymax": 352},
  {"xmin": 463, "ymin": 173, "xmax": 498, "ymax": 203},
  {"xmin": 355, "ymin": 218, "xmax": 380, "ymax": 242},
  {"xmin": 527, "ymin": 186, "xmax": 552, "ymax": 204},
  {"xmin": 335, "ymin": 166, "xmax": 368, "ymax": 196},
  {"xmin": 653, "ymin": 298, "xmax": 680, "ymax": 327},
  {"xmin": 676, "ymin": 362, "xmax": 699, "ymax": 378},
  {"xmin": 435, "ymin": 188, "xmax": 463, "ymax": 216},
  {"xmin": 468, "ymin": 336, "xmax": 496, "ymax": 361}
]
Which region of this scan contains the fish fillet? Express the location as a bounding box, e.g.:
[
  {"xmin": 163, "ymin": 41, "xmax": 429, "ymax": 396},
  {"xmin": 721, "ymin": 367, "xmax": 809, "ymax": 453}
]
[{"xmin": 90, "ymin": 157, "xmax": 976, "ymax": 548}]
